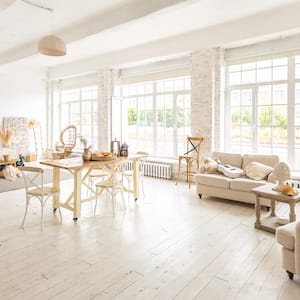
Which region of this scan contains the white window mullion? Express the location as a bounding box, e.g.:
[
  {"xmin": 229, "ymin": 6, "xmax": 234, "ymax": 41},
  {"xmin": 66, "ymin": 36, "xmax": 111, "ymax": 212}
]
[
  {"xmin": 224, "ymin": 67, "xmax": 231, "ymax": 152},
  {"xmin": 153, "ymin": 82, "xmax": 158, "ymax": 156},
  {"xmin": 252, "ymin": 86, "xmax": 258, "ymax": 153},
  {"xmin": 288, "ymin": 56, "xmax": 295, "ymax": 167},
  {"xmin": 173, "ymin": 93, "xmax": 177, "ymax": 156}
]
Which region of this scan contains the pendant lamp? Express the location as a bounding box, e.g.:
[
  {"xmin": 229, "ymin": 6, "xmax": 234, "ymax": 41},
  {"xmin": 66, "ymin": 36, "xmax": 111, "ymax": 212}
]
[
  {"xmin": 22, "ymin": 0, "xmax": 67, "ymax": 56},
  {"xmin": 38, "ymin": 35, "xmax": 66, "ymax": 56}
]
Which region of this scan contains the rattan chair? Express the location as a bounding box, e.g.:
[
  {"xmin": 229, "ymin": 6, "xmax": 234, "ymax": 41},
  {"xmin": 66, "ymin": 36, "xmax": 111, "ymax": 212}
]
[{"xmin": 55, "ymin": 125, "xmax": 77, "ymax": 158}]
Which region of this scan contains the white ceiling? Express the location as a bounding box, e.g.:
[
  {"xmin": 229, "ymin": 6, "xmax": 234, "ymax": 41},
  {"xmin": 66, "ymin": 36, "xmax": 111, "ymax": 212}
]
[{"xmin": 1, "ymin": 0, "xmax": 300, "ymax": 70}]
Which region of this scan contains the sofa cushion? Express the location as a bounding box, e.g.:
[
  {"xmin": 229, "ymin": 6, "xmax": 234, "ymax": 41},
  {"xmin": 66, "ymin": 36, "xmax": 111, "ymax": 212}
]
[
  {"xmin": 230, "ymin": 177, "xmax": 266, "ymax": 192},
  {"xmin": 211, "ymin": 152, "xmax": 242, "ymax": 169},
  {"xmin": 196, "ymin": 173, "xmax": 231, "ymax": 189},
  {"xmin": 276, "ymin": 221, "xmax": 296, "ymax": 250},
  {"xmin": 242, "ymin": 154, "xmax": 279, "ymax": 169},
  {"xmin": 245, "ymin": 162, "xmax": 274, "ymax": 180}
]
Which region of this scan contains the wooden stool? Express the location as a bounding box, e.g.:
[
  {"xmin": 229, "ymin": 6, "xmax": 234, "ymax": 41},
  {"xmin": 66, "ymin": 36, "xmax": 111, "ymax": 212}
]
[{"xmin": 176, "ymin": 136, "xmax": 204, "ymax": 188}]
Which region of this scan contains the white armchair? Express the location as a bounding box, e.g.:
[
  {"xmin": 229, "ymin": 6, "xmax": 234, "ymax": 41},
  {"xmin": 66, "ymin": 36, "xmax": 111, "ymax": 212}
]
[{"xmin": 276, "ymin": 221, "xmax": 300, "ymax": 280}]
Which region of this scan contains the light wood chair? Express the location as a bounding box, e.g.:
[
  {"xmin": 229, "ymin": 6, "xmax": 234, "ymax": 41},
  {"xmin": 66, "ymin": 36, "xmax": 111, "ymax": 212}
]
[
  {"xmin": 19, "ymin": 166, "xmax": 62, "ymax": 229},
  {"xmin": 86, "ymin": 168, "xmax": 109, "ymax": 197},
  {"xmin": 123, "ymin": 151, "xmax": 149, "ymax": 198},
  {"xmin": 176, "ymin": 136, "xmax": 204, "ymax": 188},
  {"xmin": 94, "ymin": 163, "xmax": 126, "ymax": 216}
]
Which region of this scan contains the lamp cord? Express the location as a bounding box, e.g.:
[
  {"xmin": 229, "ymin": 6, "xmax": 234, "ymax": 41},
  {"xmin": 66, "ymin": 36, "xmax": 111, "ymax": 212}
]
[
  {"xmin": 21, "ymin": 0, "xmax": 53, "ymax": 13},
  {"xmin": 21, "ymin": 0, "xmax": 54, "ymax": 34}
]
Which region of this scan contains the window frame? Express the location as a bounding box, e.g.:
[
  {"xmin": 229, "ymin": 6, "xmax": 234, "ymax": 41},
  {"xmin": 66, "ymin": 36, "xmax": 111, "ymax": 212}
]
[
  {"xmin": 121, "ymin": 76, "xmax": 191, "ymax": 158},
  {"xmin": 225, "ymin": 55, "xmax": 299, "ymax": 169}
]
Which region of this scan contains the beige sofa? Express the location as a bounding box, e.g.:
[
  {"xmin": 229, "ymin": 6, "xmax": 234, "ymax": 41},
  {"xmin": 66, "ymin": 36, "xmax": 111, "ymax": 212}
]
[
  {"xmin": 195, "ymin": 152, "xmax": 280, "ymax": 207},
  {"xmin": 276, "ymin": 221, "xmax": 300, "ymax": 280}
]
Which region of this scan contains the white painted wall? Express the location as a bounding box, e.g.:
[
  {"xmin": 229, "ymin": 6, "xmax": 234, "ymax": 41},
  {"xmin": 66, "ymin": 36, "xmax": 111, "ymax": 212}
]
[
  {"xmin": 0, "ymin": 65, "xmax": 48, "ymax": 153},
  {"xmin": 0, "ymin": 66, "xmax": 47, "ymax": 125}
]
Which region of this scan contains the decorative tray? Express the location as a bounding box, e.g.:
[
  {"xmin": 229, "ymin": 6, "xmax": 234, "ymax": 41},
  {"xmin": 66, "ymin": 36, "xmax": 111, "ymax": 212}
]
[{"xmin": 91, "ymin": 152, "xmax": 117, "ymax": 161}]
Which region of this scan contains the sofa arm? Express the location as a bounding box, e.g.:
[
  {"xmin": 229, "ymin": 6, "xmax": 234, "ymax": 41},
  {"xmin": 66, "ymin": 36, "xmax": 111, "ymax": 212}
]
[{"xmin": 295, "ymin": 221, "xmax": 300, "ymax": 274}]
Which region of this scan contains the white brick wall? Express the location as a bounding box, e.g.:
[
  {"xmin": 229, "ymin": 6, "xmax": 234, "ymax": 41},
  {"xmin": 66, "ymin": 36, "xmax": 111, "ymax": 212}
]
[
  {"xmin": 97, "ymin": 69, "xmax": 120, "ymax": 151},
  {"xmin": 190, "ymin": 48, "xmax": 225, "ymax": 157}
]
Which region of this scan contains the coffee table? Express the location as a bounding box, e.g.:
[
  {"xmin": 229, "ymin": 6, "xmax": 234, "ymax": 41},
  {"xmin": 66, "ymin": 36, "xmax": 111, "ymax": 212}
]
[{"xmin": 252, "ymin": 183, "xmax": 300, "ymax": 233}]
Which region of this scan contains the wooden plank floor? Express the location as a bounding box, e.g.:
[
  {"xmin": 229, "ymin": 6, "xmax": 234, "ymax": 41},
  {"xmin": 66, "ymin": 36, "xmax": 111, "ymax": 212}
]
[{"xmin": 0, "ymin": 177, "xmax": 300, "ymax": 299}]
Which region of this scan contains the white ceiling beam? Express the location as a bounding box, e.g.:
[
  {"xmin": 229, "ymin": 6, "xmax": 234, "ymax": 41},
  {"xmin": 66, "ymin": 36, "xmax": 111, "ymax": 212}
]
[
  {"xmin": 48, "ymin": 1, "xmax": 300, "ymax": 79},
  {"xmin": 0, "ymin": 0, "xmax": 191, "ymax": 65}
]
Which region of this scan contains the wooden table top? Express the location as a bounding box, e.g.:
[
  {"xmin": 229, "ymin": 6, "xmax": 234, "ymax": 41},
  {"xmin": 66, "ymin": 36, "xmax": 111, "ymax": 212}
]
[
  {"xmin": 252, "ymin": 183, "xmax": 300, "ymax": 203},
  {"xmin": 39, "ymin": 154, "xmax": 147, "ymax": 171},
  {"xmin": 0, "ymin": 160, "xmax": 17, "ymax": 166}
]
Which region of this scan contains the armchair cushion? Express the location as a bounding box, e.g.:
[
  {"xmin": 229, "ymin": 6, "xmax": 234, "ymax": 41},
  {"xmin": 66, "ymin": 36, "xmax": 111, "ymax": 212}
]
[{"xmin": 276, "ymin": 221, "xmax": 295, "ymax": 251}]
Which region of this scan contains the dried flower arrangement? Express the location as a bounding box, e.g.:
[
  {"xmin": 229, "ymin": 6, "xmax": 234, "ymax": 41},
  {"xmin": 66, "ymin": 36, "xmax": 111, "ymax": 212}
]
[
  {"xmin": 0, "ymin": 128, "xmax": 14, "ymax": 147},
  {"xmin": 27, "ymin": 119, "xmax": 37, "ymax": 128}
]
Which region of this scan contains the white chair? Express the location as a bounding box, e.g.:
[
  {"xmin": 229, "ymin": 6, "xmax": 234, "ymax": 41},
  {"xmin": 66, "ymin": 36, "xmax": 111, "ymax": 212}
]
[
  {"xmin": 19, "ymin": 166, "xmax": 62, "ymax": 229},
  {"xmin": 94, "ymin": 163, "xmax": 126, "ymax": 216},
  {"xmin": 123, "ymin": 151, "xmax": 148, "ymax": 198},
  {"xmin": 86, "ymin": 168, "xmax": 109, "ymax": 197}
]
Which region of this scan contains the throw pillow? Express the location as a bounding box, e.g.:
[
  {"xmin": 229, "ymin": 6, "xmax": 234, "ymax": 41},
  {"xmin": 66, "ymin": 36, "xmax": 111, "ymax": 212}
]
[
  {"xmin": 201, "ymin": 156, "xmax": 219, "ymax": 174},
  {"xmin": 245, "ymin": 162, "xmax": 273, "ymax": 180}
]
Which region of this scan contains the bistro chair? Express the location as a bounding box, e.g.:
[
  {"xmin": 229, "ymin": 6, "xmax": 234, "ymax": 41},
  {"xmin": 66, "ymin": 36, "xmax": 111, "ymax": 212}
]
[
  {"xmin": 94, "ymin": 162, "xmax": 126, "ymax": 216},
  {"xmin": 19, "ymin": 166, "xmax": 62, "ymax": 229},
  {"xmin": 123, "ymin": 151, "xmax": 149, "ymax": 198},
  {"xmin": 176, "ymin": 136, "xmax": 204, "ymax": 188},
  {"xmin": 86, "ymin": 168, "xmax": 110, "ymax": 197}
]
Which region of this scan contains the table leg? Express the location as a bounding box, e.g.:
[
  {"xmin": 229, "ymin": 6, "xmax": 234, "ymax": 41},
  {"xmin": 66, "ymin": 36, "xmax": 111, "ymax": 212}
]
[
  {"xmin": 132, "ymin": 159, "xmax": 139, "ymax": 201},
  {"xmin": 270, "ymin": 199, "xmax": 276, "ymax": 217},
  {"xmin": 255, "ymin": 195, "xmax": 261, "ymax": 229},
  {"xmin": 176, "ymin": 158, "xmax": 182, "ymax": 185},
  {"xmin": 289, "ymin": 201, "xmax": 296, "ymax": 222},
  {"xmin": 73, "ymin": 169, "xmax": 82, "ymax": 221},
  {"xmin": 53, "ymin": 167, "xmax": 60, "ymax": 212}
]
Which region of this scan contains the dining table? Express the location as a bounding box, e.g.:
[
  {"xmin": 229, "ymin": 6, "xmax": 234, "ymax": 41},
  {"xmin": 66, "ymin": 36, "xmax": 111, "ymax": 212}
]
[{"xmin": 40, "ymin": 153, "xmax": 147, "ymax": 221}]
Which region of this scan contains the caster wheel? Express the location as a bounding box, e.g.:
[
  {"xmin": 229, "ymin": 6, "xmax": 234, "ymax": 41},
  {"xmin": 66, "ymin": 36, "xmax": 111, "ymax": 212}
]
[
  {"xmin": 73, "ymin": 218, "xmax": 78, "ymax": 222},
  {"xmin": 53, "ymin": 208, "xmax": 57, "ymax": 213}
]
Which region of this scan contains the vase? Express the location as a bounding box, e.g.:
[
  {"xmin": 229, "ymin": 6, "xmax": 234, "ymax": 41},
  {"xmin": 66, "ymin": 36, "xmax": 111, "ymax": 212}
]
[{"xmin": 82, "ymin": 148, "xmax": 91, "ymax": 161}]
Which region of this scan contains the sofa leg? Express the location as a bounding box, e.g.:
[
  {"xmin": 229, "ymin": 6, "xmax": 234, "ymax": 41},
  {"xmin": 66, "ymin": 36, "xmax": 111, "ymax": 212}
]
[
  {"xmin": 287, "ymin": 270, "xmax": 294, "ymax": 280},
  {"xmin": 266, "ymin": 206, "xmax": 270, "ymax": 212},
  {"xmin": 198, "ymin": 193, "xmax": 202, "ymax": 199}
]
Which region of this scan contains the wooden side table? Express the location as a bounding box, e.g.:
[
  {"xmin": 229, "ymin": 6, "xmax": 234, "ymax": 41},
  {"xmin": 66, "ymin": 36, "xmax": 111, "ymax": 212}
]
[{"xmin": 252, "ymin": 183, "xmax": 300, "ymax": 233}]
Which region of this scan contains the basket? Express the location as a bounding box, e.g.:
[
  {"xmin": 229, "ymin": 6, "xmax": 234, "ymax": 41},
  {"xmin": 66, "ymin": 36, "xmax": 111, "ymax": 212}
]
[{"xmin": 91, "ymin": 153, "xmax": 116, "ymax": 161}]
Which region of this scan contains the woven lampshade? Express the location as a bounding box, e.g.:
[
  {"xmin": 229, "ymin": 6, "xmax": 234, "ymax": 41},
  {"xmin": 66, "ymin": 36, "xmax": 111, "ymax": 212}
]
[
  {"xmin": 38, "ymin": 35, "xmax": 66, "ymax": 56},
  {"xmin": 0, "ymin": 0, "xmax": 16, "ymax": 11}
]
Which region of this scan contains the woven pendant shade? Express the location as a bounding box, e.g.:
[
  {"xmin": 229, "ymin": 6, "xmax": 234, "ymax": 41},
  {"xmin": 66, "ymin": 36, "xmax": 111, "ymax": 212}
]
[{"xmin": 38, "ymin": 35, "xmax": 66, "ymax": 56}]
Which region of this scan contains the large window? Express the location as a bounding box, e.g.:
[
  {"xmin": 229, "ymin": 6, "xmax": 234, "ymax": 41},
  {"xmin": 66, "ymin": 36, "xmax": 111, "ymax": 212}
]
[
  {"xmin": 60, "ymin": 86, "xmax": 98, "ymax": 149},
  {"xmin": 122, "ymin": 76, "xmax": 191, "ymax": 158},
  {"xmin": 227, "ymin": 55, "xmax": 300, "ymax": 170}
]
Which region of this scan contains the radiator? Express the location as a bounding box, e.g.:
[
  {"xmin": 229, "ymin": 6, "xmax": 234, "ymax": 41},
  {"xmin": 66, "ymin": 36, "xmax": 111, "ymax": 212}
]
[{"xmin": 125, "ymin": 160, "xmax": 172, "ymax": 180}]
